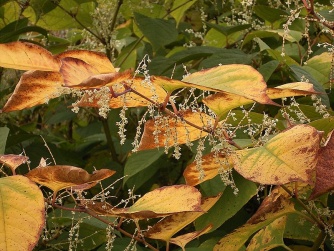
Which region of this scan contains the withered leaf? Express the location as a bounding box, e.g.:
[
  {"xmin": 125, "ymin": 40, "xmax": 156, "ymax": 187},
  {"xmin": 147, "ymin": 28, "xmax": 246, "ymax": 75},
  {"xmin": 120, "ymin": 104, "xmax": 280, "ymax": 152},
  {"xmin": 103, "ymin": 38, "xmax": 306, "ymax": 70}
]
[
  {"xmin": 0, "ymin": 154, "xmax": 29, "ymax": 174},
  {"xmin": 309, "ymin": 130, "xmax": 334, "ymax": 199},
  {"xmin": 26, "ymin": 165, "xmax": 115, "ymax": 193}
]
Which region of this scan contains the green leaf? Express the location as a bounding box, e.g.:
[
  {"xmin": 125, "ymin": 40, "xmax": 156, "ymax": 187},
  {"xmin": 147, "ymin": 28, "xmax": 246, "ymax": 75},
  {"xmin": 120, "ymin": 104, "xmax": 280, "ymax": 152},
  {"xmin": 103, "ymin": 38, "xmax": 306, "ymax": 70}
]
[
  {"xmin": 170, "ymin": 0, "xmax": 198, "ymax": 25},
  {"xmin": 258, "ymin": 60, "xmax": 280, "ymax": 81},
  {"xmin": 0, "ymin": 127, "xmax": 9, "ymax": 154},
  {"xmin": 195, "ymin": 172, "xmax": 257, "ymax": 232},
  {"xmin": 206, "ymin": 23, "xmax": 251, "ymax": 36},
  {"xmin": 303, "ymin": 52, "xmax": 332, "ymax": 86},
  {"xmin": 289, "ymin": 64, "xmax": 330, "ymax": 107},
  {"xmin": 254, "ymin": 5, "xmax": 288, "ymax": 23},
  {"xmin": 199, "ymin": 49, "xmax": 255, "ymax": 68},
  {"xmin": 308, "ymin": 117, "xmax": 334, "ymax": 137},
  {"xmin": 134, "ymin": 12, "xmax": 178, "ymax": 50},
  {"xmin": 123, "ymin": 149, "xmax": 165, "ymax": 190}
]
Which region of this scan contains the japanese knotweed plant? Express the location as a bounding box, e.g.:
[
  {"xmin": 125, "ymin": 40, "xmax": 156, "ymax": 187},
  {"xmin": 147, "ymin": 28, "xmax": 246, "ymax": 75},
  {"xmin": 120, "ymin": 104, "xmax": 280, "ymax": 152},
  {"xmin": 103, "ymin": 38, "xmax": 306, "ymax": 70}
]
[{"xmin": 0, "ymin": 40, "xmax": 334, "ymax": 251}]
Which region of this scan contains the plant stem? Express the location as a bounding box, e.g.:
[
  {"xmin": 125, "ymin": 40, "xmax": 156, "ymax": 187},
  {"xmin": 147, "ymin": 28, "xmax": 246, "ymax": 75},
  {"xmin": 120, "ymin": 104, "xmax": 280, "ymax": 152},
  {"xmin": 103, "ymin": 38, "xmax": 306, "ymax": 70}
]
[
  {"xmin": 310, "ymin": 230, "xmax": 327, "ymax": 251},
  {"xmin": 101, "ymin": 118, "xmax": 120, "ymax": 163}
]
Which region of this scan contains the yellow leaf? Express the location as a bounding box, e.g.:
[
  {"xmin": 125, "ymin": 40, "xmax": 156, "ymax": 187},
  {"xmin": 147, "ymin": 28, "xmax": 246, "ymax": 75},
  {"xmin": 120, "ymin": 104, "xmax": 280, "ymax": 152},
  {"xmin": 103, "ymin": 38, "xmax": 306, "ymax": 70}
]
[
  {"xmin": 146, "ymin": 194, "xmax": 221, "ymax": 241},
  {"xmin": 86, "ymin": 185, "xmax": 203, "ymax": 219},
  {"xmin": 184, "ymin": 152, "xmax": 231, "ymax": 186},
  {"xmin": 0, "ymin": 175, "xmax": 44, "ymax": 251},
  {"xmin": 203, "ymin": 82, "xmax": 318, "ymax": 120},
  {"xmin": 0, "ymin": 41, "xmax": 60, "ymax": 71},
  {"xmin": 0, "ymin": 154, "xmax": 29, "ymax": 175},
  {"xmin": 138, "ymin": 111, "xmax": 214, "ymax": 151},
  {"xmin": 57, "ymin": 50, "xmax": 115, "ymax": 73},
  {"xmin": 1, "ymin": 71, "xmax": 63, "ymax": 112},
  {"xmin": 231, "ymin": 125, "xmax": 321, "ymax": 185},
  {"xmin": 214, "ymin": 189, "xmax": 295, "ymax": 250},
  {"xmin": 77, "ymin": 76, "xmax": 167, "ymax": 109},
  {"xmin": 309, "ymin": 130, "xmax": 334, "ymax": 199},
  {"xmin": 170, "ymin": 224, "xmax": 213, "ymax": 251},
  {"xmin": 26, "ymin": 165, "xmax": 115, "ymax": 193},
  {"xmin": 183, "ymin": 64, "xmax": 275, "ymax": 105}
]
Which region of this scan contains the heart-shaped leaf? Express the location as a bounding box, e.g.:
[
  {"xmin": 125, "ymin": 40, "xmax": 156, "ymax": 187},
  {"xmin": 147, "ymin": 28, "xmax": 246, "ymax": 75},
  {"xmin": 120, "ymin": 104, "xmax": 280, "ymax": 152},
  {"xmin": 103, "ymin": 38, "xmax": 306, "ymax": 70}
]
[
  {"xmin": 86, "ymin": 185, "xmax": 203, "ymax": 219},
  {"xmin": 231, "ymin": 125, "xmax": 321, "ymax": 185},
  {"xmin": 0, "ymin": 175, "xmax": 45, "ymax": 251}
]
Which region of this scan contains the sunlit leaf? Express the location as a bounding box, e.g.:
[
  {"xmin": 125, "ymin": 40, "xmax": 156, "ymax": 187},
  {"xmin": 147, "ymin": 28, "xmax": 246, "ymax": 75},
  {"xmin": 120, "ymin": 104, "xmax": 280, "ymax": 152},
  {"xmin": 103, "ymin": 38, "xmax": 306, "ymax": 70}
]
[
  {"xmin": 203, "ymin": 82, "xmax": 317, "ymax": 120},
  {"xmin": 1, "ymin": 70, "xmax": 64, "ymax": 112},
  {"xmin": 303, "ymin": 52, "xmax": 332, "ymax": 85},
  {"xmin": 77, "ymin": 76, "xmax": 167, "ymax": 109},
  {"xmin": 170, "ymin": 224, "xmax": 212, "ymax": 251},
  {"xmin": 309, "ymin": 130, "xmax": 334, "ymax": 199},
  {"xmin": 182, "ymin": 64, "xmax": 276, "ymax": 105},
  {"xmin": 214, "ymin": 189, "xmax": 295, "ymax": 250},
  {"xmin": 246, "ymin": 216, "xmax": 288, "ymax": 251},
  {"xmin": 231, "ymin": 125, "xmax": 321, "ymax": 185},
  {"xmin": 138, "ymin": 111, "xmax": 214, "ymax": 151},
  {"xmin": 0, "ymin": 154, "xmax": 29, "ymax": 174},
  {"xmin": 0, "ymin": 175, "xmax": 44, "ymax": 251},
  {"xmin": 86, "ymin": 185, "xmax": 203, "ymax": 219},
  {"xmin": 26, "ymin": 165, "xmax": 115, "ymax": 193},
  {"xmin": 60, "ymin": 57, "xmax": 99, "ymax": 86},
  {"xmin": 0, "ymin": 41, "xmax": 60, "ymax": 71},
  {"xmin": 184, "ymin": 152, "xmax": 232, "ymax": 186},
  {"xmin": 57, "ymin": 49, "xmax": 115, "ymax": 73},
  {"xmin": 146, "ymin": 194, "xmax": 221, "ymax": 241}
]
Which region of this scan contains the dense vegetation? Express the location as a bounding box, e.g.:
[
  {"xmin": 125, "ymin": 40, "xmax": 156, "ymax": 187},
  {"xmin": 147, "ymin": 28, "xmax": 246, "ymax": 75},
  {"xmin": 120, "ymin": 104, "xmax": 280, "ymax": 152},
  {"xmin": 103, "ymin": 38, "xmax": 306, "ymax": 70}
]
[{"xmin": 1, "ymin": 0, "xmax": 334, "ymax": 250}]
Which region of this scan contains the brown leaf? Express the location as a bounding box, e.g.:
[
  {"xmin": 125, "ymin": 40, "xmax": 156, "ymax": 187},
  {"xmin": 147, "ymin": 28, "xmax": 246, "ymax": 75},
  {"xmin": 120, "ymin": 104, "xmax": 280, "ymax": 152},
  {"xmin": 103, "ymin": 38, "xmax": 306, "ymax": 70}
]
[
  {"xmin": 138, "ymin": 111, "xmax": 214, "ymax": 151},
  {"xmin": 146, "ymin": 194, "xmax": 221, "ymax": 241},
  {"xmin": 57, "ymin": 50, "xmax": 115, "ymax": 73},
  {"xmin": 0, "ymin": 154, "xmax": 29, "ymax": 175},
  {"xmin": 86, "ymin": 185, "xmax": 203, "ymax": 219},
  {"xmin": 309, "ymin": 130, "xmax": 334, "ymax": 199},
  {"xmin": 0, "ymin": 41, "xmax": 60, "ymax": 71},
  {"xmin": 60, "ymin": 57, "xmax": 99, "ymax": 86},
  {"xmin": 26, "ymin": 165, "xmax": 115, "ymax": 193},
  {"xmin": 2, "ymin": 71, "xmax": 63, "ymax": 112},
  {"xmin": 184, "ymin": 152, "xmax": 232, "ymax": 186}
]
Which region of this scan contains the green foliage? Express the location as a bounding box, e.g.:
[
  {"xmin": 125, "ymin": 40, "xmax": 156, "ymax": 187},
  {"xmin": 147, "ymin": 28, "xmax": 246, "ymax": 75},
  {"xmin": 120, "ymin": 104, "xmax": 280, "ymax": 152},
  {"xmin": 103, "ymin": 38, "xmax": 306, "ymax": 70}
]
[{"xmin": 1, "ymin": 0, "xmax": 334, "ymax": 251}]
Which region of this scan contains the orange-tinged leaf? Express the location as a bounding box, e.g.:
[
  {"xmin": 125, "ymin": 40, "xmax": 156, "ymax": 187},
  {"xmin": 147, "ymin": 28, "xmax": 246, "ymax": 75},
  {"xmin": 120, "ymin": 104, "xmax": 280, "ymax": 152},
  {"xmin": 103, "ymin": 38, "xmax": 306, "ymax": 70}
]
[
  {"xmin": 203, "ymin": 82, "xmax": 318, "ymax": 120},
  {"xmin": 170, "ymin": 224, "xmax": 212, "ymax": 251},
  {"xmin": 77, "ymin": 76, "xmax": 167, "ymax": 109},
  {"xmin": 214, "ymin": 189, "xmax": 295, "ymax": 250},
  {"xmin": 70, "ymin": 70, "xmax": 132, "ymax": 89},
  {"xmin": 0, "ymin": 42, "xmax": 60, "ymax": 71},
  {"xmin": 146, "ymin": 194, "xmax": 221, "ymax": 241},
  {"xmin": 183, "ymin": 64, "xmax": 275, "ymax": 105},
  {"xmin": 57, "ymin": 50, "xmax": 115, "ymax": 73},
  {"xmin": 231, "ymin": 125, "xmax": 321, "ymax": 185},
  {"xmin": 26, "ymin": 165, "xmax": 115, "ymax": 193},
  {"xmin": 1, "ymin": 71, "xmax": 63, "ymax": 112},
  {"xmin": 0, "ymin": 154, "xmax": 29, "ymax": 174},
  {"xmin": 138, "ymin": 111, "xmax": 214, "ymax": 151},
  {"xmin": 60, "ymin": 57, "xmax": 100, "ymax": 86},
  {"xmin": 184, "ymin": 152, "xmax": 231, "ymax": 186},
  {"xmin": 86, "ymin": 185, "xmax": 203, "ymax": 219},
  {"xmin": 0, "ymin": 175, "xmax": 44, "ymax": 251},
  {"xmin": 309, "ymin": 130, "xmax": 334, "ymax": 199}
]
